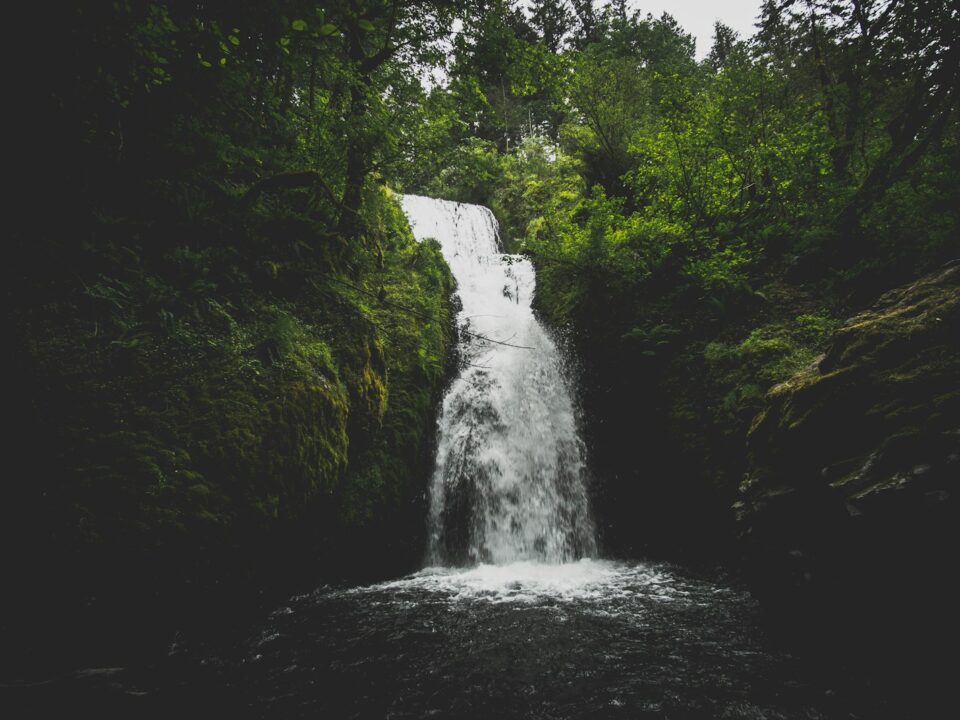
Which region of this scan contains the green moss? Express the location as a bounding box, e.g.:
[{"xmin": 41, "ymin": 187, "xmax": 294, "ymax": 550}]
[
  {"xmin": 333, "ymin": 197, "xmax": 455, "ymax": 528},
  {"xmin": 742, "ymin": 264, "xmax": 960, "ymax": 517},
  {"xmin": 697, "ymin": 311, "xmax": 841, "ymax": 441},
  {"xmin": 11, "ymin": 184, "xmax": 455, "ymax": 593}
]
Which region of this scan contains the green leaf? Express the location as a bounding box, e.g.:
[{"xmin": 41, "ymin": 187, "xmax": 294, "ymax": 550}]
[
  {"xmin": 279, "ymin": 37, "xmax": 290, "ymax": 46},
  {"xmin": 291, "ymin": 19, "xmax": 307, "ymax": 31},
  {"xmin": 319, "ymin": 23, "xmax": 337, "ymax": 36},
  {"xmin": 219, "ymin": 57, "xmax": 227, "ymax": 66},
  {"xmin": 228, "ymin": 34, "xmax": 240, "ymax": 46},
  {"xmin": 358, "ymin": 19, "xmax": 375, "ymax": 31}
]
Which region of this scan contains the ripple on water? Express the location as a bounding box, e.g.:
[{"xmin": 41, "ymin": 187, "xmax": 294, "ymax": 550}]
[
  {"xmin": 22, "ymin": 561, "xmax": 850, "ymax": 719},
  {"xmin": 209, "ymin": 560, "xmax": 843, "ymax": 719}
]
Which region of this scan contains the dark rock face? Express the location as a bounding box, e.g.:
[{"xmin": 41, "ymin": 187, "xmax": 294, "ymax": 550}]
[{"xmin": 736, "ymin": 261, "xmax": 959, "ymax": 709}]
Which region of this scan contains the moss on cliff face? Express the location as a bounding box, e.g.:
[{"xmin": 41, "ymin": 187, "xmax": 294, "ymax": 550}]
[
  {"xmin": 6, "ymin": 186, "xmax": 454, "ymax": 666},
  {"xmin": 735, "ymin": 262, "xmax": 959, "ymax": 707},
  {"xmin": 741, "ymin": 262, "xmax": 959, "ymax": 509}
]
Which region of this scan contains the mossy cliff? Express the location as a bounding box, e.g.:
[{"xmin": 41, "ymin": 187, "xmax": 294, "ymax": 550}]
[
  {"xmin": 5, "ymin": 186, "xmax": 454, "ymax": 668},
  {"xmin": 736, "ymin": 261, "xmax": 959, "ymax": 705},
  {"xmin": 528, "ymin": 249, "xmax": 842, "ymax": 561}
]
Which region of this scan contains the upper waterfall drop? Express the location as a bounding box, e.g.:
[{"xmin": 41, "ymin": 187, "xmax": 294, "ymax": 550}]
[{"xmin": 401, "ymin": 194, "xmax": 596, "ymax": 566}]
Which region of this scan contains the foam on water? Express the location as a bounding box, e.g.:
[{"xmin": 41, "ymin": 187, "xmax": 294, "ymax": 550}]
[{"xmin": 367, "ymin": 560, "xmax": 680, "ymax": 605}]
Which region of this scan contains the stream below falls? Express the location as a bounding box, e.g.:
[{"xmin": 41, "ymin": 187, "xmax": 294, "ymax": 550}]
[{"xmin": 11, "ymin": 560, "xmax": 858, "ymax": 719}]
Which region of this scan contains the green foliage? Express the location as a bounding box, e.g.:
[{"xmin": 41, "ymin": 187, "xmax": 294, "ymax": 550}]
[
  {"xmin": 422, "ymin": 137, "xmax": 504, "ymax": 206},
  {"xmin": 695, "ymin": 308, "xmax": 833, "ymax": 434},
  {"xmin": 398, "ymin": 0, "xmax": 958, "ymax": 306}
]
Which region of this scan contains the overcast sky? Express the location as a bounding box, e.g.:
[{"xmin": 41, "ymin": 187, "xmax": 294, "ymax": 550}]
[{"xmin": 623, "ymin": 1, "xmax": 764, "ymax": 58}]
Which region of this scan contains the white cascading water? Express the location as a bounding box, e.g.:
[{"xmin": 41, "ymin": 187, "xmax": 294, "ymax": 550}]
[{"xmin": 401, "ymin": 194, "xmax": 596, "ymax": 566}]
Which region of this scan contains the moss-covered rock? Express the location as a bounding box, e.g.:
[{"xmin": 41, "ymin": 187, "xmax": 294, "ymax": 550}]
[
  {"xmin": 5, "ymin": 186, "xmax": 454, "ymax": 668},
  {"xmin": 736, "ymin": 260, "xmax": 959, "ymax": 700}
]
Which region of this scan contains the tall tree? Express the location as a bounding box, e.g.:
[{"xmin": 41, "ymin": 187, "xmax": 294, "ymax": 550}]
[
  {"xmin": 570, "ymin": 0, "xmax": 599, "ymax": 48},
  {"xmin": 708, "ymin": 22, "xmax": 740, "ymax": 71},
  {"xmin": 530, "ymin": 0, "xmax": 573, "ymax": 52}
]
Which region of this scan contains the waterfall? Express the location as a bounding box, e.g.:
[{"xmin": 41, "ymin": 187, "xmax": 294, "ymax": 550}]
[{"xmin": 401, "ymin": 194, "xmax": 596, "ymax": 566}]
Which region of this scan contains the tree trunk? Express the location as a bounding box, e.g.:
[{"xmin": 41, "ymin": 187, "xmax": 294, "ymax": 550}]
[{"xmin": 337, "ymin": 81, "xmax": 370, "ymax": 240}]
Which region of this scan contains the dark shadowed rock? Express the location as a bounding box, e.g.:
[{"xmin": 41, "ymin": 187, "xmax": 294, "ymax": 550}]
[{"xmin": 736, "ymin": 261, "xmax": 959, "ymax": 711}]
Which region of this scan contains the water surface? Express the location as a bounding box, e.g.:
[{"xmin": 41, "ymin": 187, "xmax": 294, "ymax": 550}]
[{"xmin": 15, "ymin": 560, "xmax": 849, "ymax": 719}]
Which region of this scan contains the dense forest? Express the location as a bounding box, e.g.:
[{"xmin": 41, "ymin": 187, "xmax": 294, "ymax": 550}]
[{"xmin": 5, "ymin": 0, "xmax": 958, "ymax": 716}]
